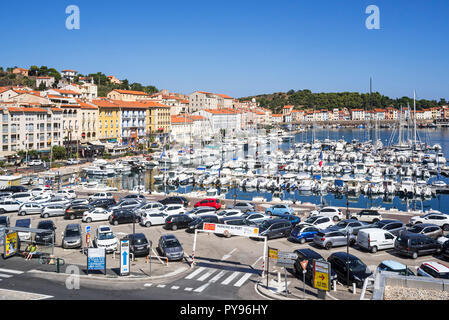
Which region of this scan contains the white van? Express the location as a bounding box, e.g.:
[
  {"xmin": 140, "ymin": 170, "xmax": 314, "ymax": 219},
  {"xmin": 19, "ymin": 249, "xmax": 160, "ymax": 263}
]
[{"xmin": 356, "ymin": 228, "xmax": 396, "ymax": 253}]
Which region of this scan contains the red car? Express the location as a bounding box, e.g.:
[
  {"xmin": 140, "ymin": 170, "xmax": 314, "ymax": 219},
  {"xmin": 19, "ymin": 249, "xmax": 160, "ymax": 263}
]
[{"xmin": 193, "ymin": 198, "xmax": 223, "ymax": 211}]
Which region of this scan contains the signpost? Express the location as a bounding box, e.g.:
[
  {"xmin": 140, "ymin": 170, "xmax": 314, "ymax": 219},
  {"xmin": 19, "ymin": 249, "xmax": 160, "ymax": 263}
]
[
  {"xmin": 313, "ymin": 260, "xmax": 331, "ymax": 299},
  {"xmin": 3, "ymin": 231, "xmax": 18, "ymax": 259},
  {"xmin": 267, "ymin": 247, "xmax": 278, "ymax": 288},
  {"xmin": 275, "ymin": 251, "xmax": 298, "ymax": 297},
  {"xmin": 87, "ymin": 247, "xmax": 106, "ymax": 275},
  {"xmin": 120, "ymin": 239, "xmax": 130, "ymax": 276},
  {"xmin": 300, "ymin": 260, "xmax": 309, "ymax": 298}
]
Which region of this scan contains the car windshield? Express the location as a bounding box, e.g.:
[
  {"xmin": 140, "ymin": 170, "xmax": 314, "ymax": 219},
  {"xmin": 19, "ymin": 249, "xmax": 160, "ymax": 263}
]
[
  {"xmin": 65, "ymin": 229, "xmax": 80, "ymax": 237},
  {"xmin": 132, "ymin": 237, "xmax": 147, "ymax": 245},
  {"xmin": 371, "ymin": 221, "xmax": 387, "ymax": 228},
  {"xmin": 336, "ymin": 221, "xmax": 350, "ymax": 227},
  {"xmin": 305, "ymin": 216, "xmax": 319, "ymax": 224},
  {"xmin": 349, "ymin": 259, "xmax": 368, "ymax": 272},
  {"xmin": 164, "ymin": 239, "xmax": 181, "ymax": 248},
  {"xmin": 259, "ymin": 220, "xmax": 272, "ymax": 230},
  {"xmin": 38, "ymin": 223, "xmax": 53, "ymax": 230},
  {"xmin": 408, "ymin": 225, "xmax": 425, "ymax": 233},
  {"xmin": 98, "ymin": 232, "xmax": 115, "ymax": 240}
]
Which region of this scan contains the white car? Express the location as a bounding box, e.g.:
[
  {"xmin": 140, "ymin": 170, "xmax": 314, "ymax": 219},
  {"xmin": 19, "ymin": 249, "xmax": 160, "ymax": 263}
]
[
  {"xmin": 0, "ymin": 199, "xmax": 21, "ymax": 213},
  {"xmin": 410, "ymin": 213, "xmax": 449, "ymax": 231},
  {"xmin": 41, "ymin": 205, "xmax": 66, "ymax": 218},
  {"xmin": 28, "ymin": 160, "xmax": 43, "ymax": 166},
  {"xmin": 310, "ymin": 207, "xmax": 344, "ymax": 222},
  {"xmin": 43, "ymin": 197, "xmax": 71, "ymax": 208},
  {"xmin": 159, "ymin": 204, "xmax": 186, "ymax": 216},
  {"xmin": 55, "ymin": 189, "xmax": 77, "ymax": 200},
  {"xmin": 66, "ymin": 158, "xmax": 80, "ymax": 165},
  {"xmin": 94, "ymin": 226, "xmax": 118, "ymax": 253},
  {"xmin": 216, "ymin": 209, "xmax": 245, "ymax": 218},
  {"xmin": 417, "ymin": 261, "xmax": 449, "ymax": 279},
  {"xmin": 82, "ymin": 207, "xmax": 112, "ymax": 223},
  {"xmin": 356, "ymin": 228, "xmax": 396, "ymax": 253},
  {"xmin": 88, "ymin": 192, "xmax": 114, "ymax": 202},
  {"xmin": 140, "ymin": 212, "xmax": 169, "ymax": 227},
  {"xmin": 19, "ymin": 203, "xmax": 44, "ymax": 216},
  {"xmin": 303, "ymin": 215, "xmax": 335, "ymax": 229},
  {"xmin": 32, "ymin": 194, "xmax": 53, "ymax": 203},
  {"xmin": 30, "ymin": 187, "xmax": 52, "ymax": 197},
  {"xmin": 135, "ymin": 202, "xmax": 164, "ymax": 215},
  {"xmin": 244, "ymin": 212, "xmax": 271, "ymax": 225},
  {"xmin": 8, "ymin": 192, "xmax": 34, "ymax": 204}
]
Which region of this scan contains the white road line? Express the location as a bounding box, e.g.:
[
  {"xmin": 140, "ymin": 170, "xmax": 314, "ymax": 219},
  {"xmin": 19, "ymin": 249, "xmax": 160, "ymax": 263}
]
[
  {"xmin": 221, "ymin": 271, "xmax": 241, "ymax": 285},
  {"xmin": 194, "ymin": 283, "xmax": 210, "ymax": 293},
  {"xmin": 197, "ymin": 269, "xmax": 216, "ymax": 282},
  {"xmin": 251, "ymin": 256, "xmax": 263, "ymax": 268},
  {"xmin": 156, "ymin": 284, "xmax": 166, "ymax": 288},
  {"xmin": 0, "ymin": 268, "xmax": 24, "ymax": 275},
  {"xmin": 185, "ymin": 267, "xmax": 206, "ymax": 279},
  {"xmin": 209, "ymin": 270, "xmax": 227, "ymax": 283},
  {"xmin": 221, "ymin": 248, "xmax": 237, "ymax": 261},
  {"xmin": 171, "ymin": 286, "xmax": 180, "ymax": 290},
  {"xmin": 144, "ymin": 283, "xmax": 153, "ymax": 287},
  {"xmin": 184, "ymin": 287, "xmax": 193, "ymax": 291},
  {"xmin": 0, "ymin": 274, "xmax": 13, "ymax": 278},
  {"xmin": 233, "ymin": 273, "xmax": 253, "ymax": 287}
]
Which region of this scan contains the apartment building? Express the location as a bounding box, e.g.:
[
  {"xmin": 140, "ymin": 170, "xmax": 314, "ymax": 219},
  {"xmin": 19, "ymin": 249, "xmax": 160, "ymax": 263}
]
[
  {"xmin": 107, "ymin": 89, "xmax": 151, "ymax": 102},
  {"xmin": 91, "ymin": 99, "xmax": 121, "ymax": 142},
  {"xmin": 193, "ymin": 108, "xmax": 241, "ymax": 133},
  {"xmin": 188, "ymin": 91, "xmax": 233, "ymax": 113}
]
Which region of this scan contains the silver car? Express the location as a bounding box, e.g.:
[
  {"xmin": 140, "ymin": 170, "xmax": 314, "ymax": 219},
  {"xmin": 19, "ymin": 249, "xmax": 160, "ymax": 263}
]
[
  {"xmin": 19, "ymin": 203, "xmax": 44, "ymax": 216},
  {"xmin": 41, "ymin": 205, "xmax": 66, "ymax": 218},
  {"xmin": 313, "ymin": 230, "xmax": 356, "ymax": 250},
  {"xmin": 62, "ymin": 224, "xmax": 82, "ymax": 249}
]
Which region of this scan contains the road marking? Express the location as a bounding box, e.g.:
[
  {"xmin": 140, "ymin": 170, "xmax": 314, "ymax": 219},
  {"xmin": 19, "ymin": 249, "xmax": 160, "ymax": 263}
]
[
  {"xmin": 156, "ymin": 284, "xmax": 166, "ymax": 288},
  {"xmin": 0, "ymin": 268, "xmax": 24, "ymax": 275},
  {"xmin": 194, "ymin": 283, "xmax": 210, "ymax": 293},
  {"xmin": 233, "ymin": 273, "xmax": 253, "ymax": 287},
  {"xmin": 171, "ymin": 286, "xmax": 180, "ymax": 290},
  {"xmin": 185, "ymin": 267, "xmax": 205, "ymax": 279},
  {"xmin": 221, "ymin": 271, "xmax": 241, "ymax": 285},
  {"xmin": 197, "ymin": 269, "xmax": 215, "ymax": 282},
  {"xmin": 0, "ymin": 274, "xmax": 13, "ymax": 278},
  {"xmin": 144, "ymin": 283, "xmax": 153, "ymax": 287},
  {"xmin": 221, "ymin": 248, "xmax": 237, "ymax": 261},
  {"xmin": 251, "ymin": 256, "xmax": 263, "ymax": 268},
  {"xmin": 0, "ymin": 288, "xmax": 53, "ymax": 300},
  {"xmin": 184, "ymin": 287, "xmax": 193, "ymax": 291},
  {"xmin": 209, "ymin": 270, "xmax": 227, "ymax": 283}
]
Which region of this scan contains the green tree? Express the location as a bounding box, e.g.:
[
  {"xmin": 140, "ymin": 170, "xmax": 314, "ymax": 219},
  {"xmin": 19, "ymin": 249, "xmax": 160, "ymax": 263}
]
[{"xmin": 52, "ymin": 146, "xmax": 67, "ymax": 160}]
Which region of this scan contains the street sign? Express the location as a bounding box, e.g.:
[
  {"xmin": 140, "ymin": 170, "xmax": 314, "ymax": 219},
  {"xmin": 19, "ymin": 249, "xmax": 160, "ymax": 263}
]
[
  {"xmin": 85, "ymin": 225, "xmax": 91, "ymax": 233},
  {"xmin": 268, "ymin": 248, "xmax": 278, "ymax": 259},
  {"xmin": 120, "ymin": 239, "xmax": 130, "ymax": 276},
  {"xmin": 87, "ymin": 248, "xmax": 106, "ymax": 274},
  {"xmin": 276, "ymin": 258, "xmax": 296, "ymax": 268},
  {"xmin": 0, "ymin": 227, "xmax": 5, "ymax": 246},
  {"xmin": 203, "ymin": 223, "xmax": 259, "ymax": 237},
  {"xmin": 4, "ymin": 232, "xmax": 18, "ymax": 258},
  {"xmin": 278, "ymin": 252, "xmax": 298, "ymax": 260},
  {"xmin": 313, "ymin": 260, "xmax": 331, "ymax": 291},
  {"xmin": 300, "ymin": 260, "xmax": 309, "ymax": 271}
]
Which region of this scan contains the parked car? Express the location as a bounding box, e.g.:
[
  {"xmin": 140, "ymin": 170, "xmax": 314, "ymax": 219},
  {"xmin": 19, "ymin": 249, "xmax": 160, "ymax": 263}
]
[
  {"xmin": 303, "ymin": 215, "xmax": 335, "ymax": 229},
  {"xmin": 187, "ymin": 215, "xmax": 219, "ymax": 232},
  {"xmin": 31, "ymin": 194, "xmax": 53, "ymax": 204},
  {"xmin": 109, "ymin": 209, "xmax": 139, "ymax": 226},
  {"xmin": 19, "ymin": 203, "xmax": 44, "ymax": 216},
  {"xmin": 313, "ymin": 230, "xmax": 356, "ymax": 250},
  {"xmin": 35, "ymin": 220, "xmax": 57, "ymax": 245},
  {"xmin": 0, "ymin": 192, "xmax": 12, "ymax": 199},
  {"xmin": 185, "ymin": 206, "xmax": 217, "ymax": 218},
  {"xmin": 310, "ymin": 206, "xmax": 344, "ymax": 222},
  {"xmin": 61, "ymin": 224, "xmax": 82, "ymax": 249},
  {"xmin": 243, "ymin": 212, "xmax": 271, "ymax": 225},
  {"xmin": 66, "ymin": 158, "xmax": 80, "ymax": 165},
  {"xmin": 194, "ymin": 198, "xmax": 223, "ymax": 211},
  {"xmin": 265, "ymin": 204, "xmax": 294, "ymax": 216},
  {"xmin": 65, "ymin": 204, "xmax": 92, "ymax": 220},
  {"xmin": 216, "ymin": 209, "xmax": 245, "ymax": 218},
  {"xmin": 15, "ymin": 218, "xmax": 31, "ymax": 241},
  {"xmin": 28, "ymin": 159, "xmax": 43, "ymax": 166},
  {"xmin": 157, "ymin": 234, "xmax": 184, "ymax": 261},
  {"xmin": 43, "ymin": 197, "xmax": 71, "ymax": 208},
  {"xmin": 350, "ymin": 209, "xmax": 383, "ymax": 223},
  {"xmin": 293, "ymin": 248, "xmax": 338, "ymax": 285},
  {"xmin": 30, "ymin": 187, "xmax": 51, "ymax": 197},
  {"xmin": 370, "ymin": 219, "xmax": 406, "ymax": 236},
  {"xmin": 356, "ymin": 228, "xmax": 396, "ymax": 253},
  {"xmin": 376, "ymin": 260, "xmax": 415, "ymax": 276},
  {"xmin": 410, "ymin": 213, "xmax": 449, "ymax": 231},
  {"xmin": 288, "ymin": 224, "xmax": 320, "ymax": 244},
  {"xmin": 120, "ymin": 194, "xmax": 146, "ymax": 202},
  {"xmin": 82, "ymin": 207, "xmax": 112, "ymax": 223},
  {"xmin": 126, "ymin": 233, "xmax": 151, "ymax": 257},
  {"xmin": 417, "ymin": 261, "xmax": 449, "ymax": 279},
  {"xmin": 326, "ymin": 219, "xmax": 371, "ymax": 235},
  {"xmin": 1, "ymin": 186, "xmax": 27, "ymax": 193},
  {"xmin": 140, "ymin": 211, "xmax": 169, "ymax": 227},
  {"xmin": 8, "ymin": 192, "xmax": 33, "ymax": 204},
  {"xmin": 441, "ymin": 241, "xmax": 449, "ymax": 260},
  {"xmin": 88, "ymin": 192, "xmax": 114, "ymax": 202},
  {"xmin": 0, "ymin": 216, "xmax": 10, "ymax": 227},
  {"xmin": 270, "ymin": 213, "xmax": 301, "ymax": 226},
  {"xmin": 109, "ymin": 199, "xmax": 142, "ymax": 211},
  {"xmin": 89, "ymin": 198, "xmax": 116, "ymax": 209},
  {"xmin": 406, "ymin": 223, "xmax": 443, "ymax": 240},
  {"xmin": 229, "ymin": 202, "xmax": 256, "ymax": 213},
  {"xmin": 257, "ymin": 218, "xmax": 292, "ymax": 240},
  {"xmin": 41, "ymin": 205, "xmax": 66, "ymax": 218},
  {"xmin": 327, "ymin": 252, "xmax": 373, "ymax": 288},
  {"xmin": 135, "ymin": 202, "xmax": 164, "ymax": 215},
  {"xmin": 70, "ymin": 198, "xmax": 90, "ymax": 206},
  {"xmin": 94, "ymin": 226, "xmax": 118, "ymax": 253},
  {"xmin": 159, "ymin": 196, "xmax": 188, "ymax": 207},
  {"xmin": 161, "ymin": 204, "xmax": 186, "ymax": 216},
  {"xmin": 394, "ymin": 232, "xmax": 442, "ymax": 259},
  {"xmin": 0, "ymin": 199, "xmax": 20, "ymax": 214},
  {"xmin": 164, "ymin": 214, "xmax": 193, "ymax": 231},
  {"xmin": 55, "ymin": 189, "xmax": 77, "ymax": 200}
]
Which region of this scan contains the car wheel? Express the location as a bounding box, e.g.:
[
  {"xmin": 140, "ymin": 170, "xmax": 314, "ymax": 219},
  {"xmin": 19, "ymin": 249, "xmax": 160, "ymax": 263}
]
[
  {"xmin": 172, "ymin": 225, "xmax": 178, "ymax": 231},
  {"xmin": 372, "ymin": 219, "xmax": 379, "ymax": 223},
  {"xmin": 145, "ymin": 222, "xmax": 152, "ymax": 227},
  {"xmin": 443, "ymin": 224, "xmax": 449, "ymax": 232},
  {"xmin": 44, "ymin": 213, "xmax": 49, "ymax": 218},
  {"xmin": 333, "ymin": 216, "xmax": 339, "ymax": 222},
  {"xmin": 300, "ymin": 237, "xmax": 306, "ymax": 244},
  {"xmin": 0, "ymin": 209, "xmax": 5, "ymax": 214},
  {"xmin": 266, "ymin": 211, "xmax": 271, "ymax": 215},
  {"xmin": 412, "ymin": 251, "xmax": 418, "ymax": 259},
  {"xmin": 86, "ymin": 218, "xmax": 92, "ymax": 223},
  {"xmin": 113, "ymin": 220, "xmax": 118, "ymax": 226},
  {"xmin": 19, "ymin": 211, "xmax": 26, "ymax": 216},
  {"xmin": 70, "ymin": 215, "xmax": 75, "ymax": 220},
  {"xmin": 325, "ymin": 242, "xmax": 332, "ymax": 250},
  {"xmin": 370, "ymin": 246, "xmax": 378, "ymax": 253},
  {"xmin": 349, "ymin": 238, "xmax": 356, "ymax": 246},
  {"xmin": 352, "ymin": 217, "xmax": 358, "ymax": 220}
]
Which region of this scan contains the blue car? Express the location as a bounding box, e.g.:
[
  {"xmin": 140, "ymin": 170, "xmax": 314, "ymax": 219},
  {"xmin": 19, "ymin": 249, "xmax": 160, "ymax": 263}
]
[
  {"xmin": 288, "ymin": 224, "xmax": 320, "ymax": 244},
  {"xmin": 265, "ymin": 204, "xmax": 294, "ymax": 215},
  {"xmin": 270, "ymin": 213, "xmax": 300, "ymax": 226}
]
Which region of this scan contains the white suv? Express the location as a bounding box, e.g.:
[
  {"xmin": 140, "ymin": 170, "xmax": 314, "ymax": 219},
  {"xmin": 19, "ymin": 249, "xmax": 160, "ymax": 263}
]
[
  {"xmin": 350, "ymin": 209, "xmax": 383, "ymax": 223},
  {"xmin": 89, "ymin": 192, "xmax": 114, "ymax": 202},
  {"xmin": 310, "ymin": 207, "xmax": 344, "ymax": 222},
  {"xmin": 94, "ymin": 226, "xmax": 118, "ymax": 253},
  {"xmin": 410, "ymin": 213, "xmax": 449, "ymax": 231},
  {"xmin": 303, "ymin": 215, "xmax": 335, "ymax": 229}
]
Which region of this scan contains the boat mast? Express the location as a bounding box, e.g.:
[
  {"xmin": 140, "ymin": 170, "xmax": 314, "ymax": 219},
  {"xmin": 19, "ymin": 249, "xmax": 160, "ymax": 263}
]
[{"xmin": 413, "ymin": 90, "xmax": 417, "ymax": 151}]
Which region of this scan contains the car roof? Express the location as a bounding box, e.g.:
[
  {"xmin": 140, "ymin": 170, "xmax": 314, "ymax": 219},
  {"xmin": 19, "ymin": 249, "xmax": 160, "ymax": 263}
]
[
  {"xmin": 399, "ymin": 232, "xmax": 429, "ymax": 239},
  {"xmin": 381, "ymin": 260, "xmax": 407, "ymax": 270},
  {"xmin": 294, "ymin": 248, "xmax": 323, "ymax": 260},
  {"xmin": 331, "ymin": 252, "xmax": 360, "ymax": 261},
  {"xmin": 129, "ymin": 233, "xmax": 146, "ymax": 238},
  {"xmin": 414, "ymin": 223, "xmax": 440, "ymax": 228},
  {"xmin": 380, "ymin": 219, "xmax": 402, "ymax": 224},
  {"xmin": 161, "ymin": 234, "xmax": 177, "ymax": 240},
  {"xmin": 266, "ymin": 218, "xmax": 291, "ymax": 224},
  {"xmin": 66, "ymin": 223, "xmax": 80, "ymax": 229},
  {"xmin": 421, "ymin": 261, "xmax": 449, "ymax": 273}
]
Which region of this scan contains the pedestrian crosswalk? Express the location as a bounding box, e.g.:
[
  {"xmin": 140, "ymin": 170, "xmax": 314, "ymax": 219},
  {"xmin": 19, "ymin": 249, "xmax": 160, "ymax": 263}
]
[
  {"xmin": 0, "ymin": 268, "xmax": 24, "ymax": 281},
  {"xmin": 145, "ymin": 265, "xmax": 258, "ymax": 293}
]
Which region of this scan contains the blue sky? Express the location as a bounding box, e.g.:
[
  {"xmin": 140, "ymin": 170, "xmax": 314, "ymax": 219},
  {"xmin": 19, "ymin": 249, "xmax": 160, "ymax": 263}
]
[{"xmin": 1, "ymin": 0, "xmax": 448, "ymax": 100}]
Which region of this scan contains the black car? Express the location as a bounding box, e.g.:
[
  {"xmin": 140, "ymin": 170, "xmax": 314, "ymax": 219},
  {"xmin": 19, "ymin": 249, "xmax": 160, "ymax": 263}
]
[
  {"xmin": 164, "ymin": 214, "xmax": 193, "ymax": 231},
  {"xmin": 257, "ymin": 218, "xmax": 292, "ymax": 240},
  {"xmin": 35, "ymin": 220, "xmax": 57, "ymax": 245},
  {"xmin": 0, "ymin": 216, "xmax": 10, "ymax": 227},
  {"xmin": 126, "ymin": 233, "xmax": 151, "ymax": 257},
  {"xmin": 327, "ymin": 252, "xmax": 373, "ymax": 288},
  {"xmin": 371, "ymin": 219, "xmax": 406, "ymax": 236},
  {"xmin": 64, "ymin": 204, "xmax": 92, "ymax": 220},
  {"xmin": 90, "ymin": 198, "xmax": 116, "ymax": 209},
  {"xmin": 394, "ymin": 232, "xmax": 442, "ymax": 259},
  {"xmin": 441, "ymin": 241, "xmax": 449, "ymax": 261},
  {"xmin": 109, "ymin": 209, "xmax": 139, "ymax": 226},
  {"xmin": 121, "ymin": 194, "xmax": 147, "ymax": 202},
  {"xmin": 160, "ymin": 196, "xmax": 188, "ymax": 207},
  {"xmin": 187, "ymin": 215, "xmax": 219, "ymax": 232},
  {"xmin": 293, "ymin": 249, "xmax": 338, "ymax": 285},
  {"xmin": 1, "ymin": 186, "xmax": 27, "ymax": 194}
]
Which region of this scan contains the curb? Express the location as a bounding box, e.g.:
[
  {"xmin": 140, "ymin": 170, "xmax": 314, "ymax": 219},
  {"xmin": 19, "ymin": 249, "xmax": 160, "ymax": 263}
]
[{"xmin": 255, "ymin": 281, "xmax": 305, "ymax": 300}]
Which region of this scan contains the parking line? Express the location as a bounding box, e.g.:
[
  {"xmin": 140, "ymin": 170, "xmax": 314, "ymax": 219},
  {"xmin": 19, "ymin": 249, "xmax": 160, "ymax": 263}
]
[
  {"xmin": 184, "ymin": 287, "xmax": 193, "ymax": 291},
  {"xmin": 221, "ymin": 271, "xmax": 241, "ymax": 285},
  {"xmin": 171, "ymin": 286, "xmax": 180, "ymax": 290},
  {"xmin": 233, "ymin": 273, "xmax": 253, "ymax": 287},
  {"xmin": 209, "ymin": 270, "xmax": 227, "ymax": 283},
  {"xmin": 185, "ymin": 267, "xmax": 206, "ymax": 279},
  {"xmin": 144, "ymin": 283, "xmax": 152, "ymax": 287},
  {"xmin": 157, "ymin": 284, "xmax": 166, "ymax": 288},
  {"xmin": 0, "ymin": 268, "xmax": 24, "ymax": 275}
]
